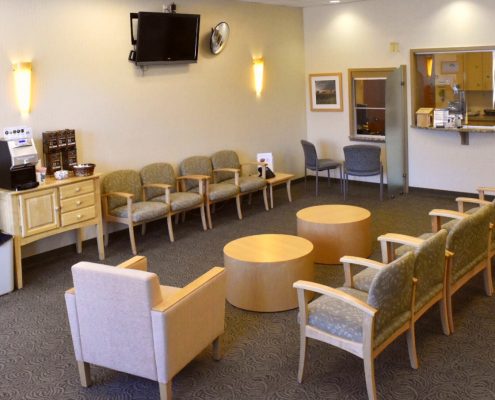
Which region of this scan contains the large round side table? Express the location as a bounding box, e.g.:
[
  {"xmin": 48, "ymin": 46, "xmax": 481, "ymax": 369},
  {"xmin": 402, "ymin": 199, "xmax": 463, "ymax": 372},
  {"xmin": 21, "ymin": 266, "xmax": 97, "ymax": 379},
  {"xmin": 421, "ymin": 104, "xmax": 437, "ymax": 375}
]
[
  {"xmin": 296, "ymin": 205, "xmax": 371, "ymax": 264},
  {"xmin": 223, "ymin": 234, "xmax": 314, "ymax": 312}
]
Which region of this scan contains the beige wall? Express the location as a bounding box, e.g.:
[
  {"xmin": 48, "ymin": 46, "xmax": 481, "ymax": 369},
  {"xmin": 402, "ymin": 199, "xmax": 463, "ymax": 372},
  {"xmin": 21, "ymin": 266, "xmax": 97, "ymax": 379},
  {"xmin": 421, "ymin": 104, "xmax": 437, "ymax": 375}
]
[
  {"xmin": 304, "ymin": 0, "xmax": 495, "ymax": 193},
  {"xmin": 0, "ymin": 0, "xmax": 306, "ymax": 255}
]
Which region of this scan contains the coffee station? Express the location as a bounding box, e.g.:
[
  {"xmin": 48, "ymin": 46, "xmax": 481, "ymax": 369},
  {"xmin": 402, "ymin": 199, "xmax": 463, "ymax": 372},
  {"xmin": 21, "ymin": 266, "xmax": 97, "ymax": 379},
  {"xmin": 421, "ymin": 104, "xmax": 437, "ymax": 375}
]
[{"xmin": 0, "ymin": 126, "xmax": 104, "ymax": 289}]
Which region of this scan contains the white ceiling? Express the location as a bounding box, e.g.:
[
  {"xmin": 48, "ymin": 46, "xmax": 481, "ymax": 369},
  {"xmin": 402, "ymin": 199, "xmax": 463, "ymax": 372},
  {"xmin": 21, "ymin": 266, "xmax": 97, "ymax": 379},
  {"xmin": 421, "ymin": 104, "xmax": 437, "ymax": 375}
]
[{"xmin": 238, "ymin": 0, "xmax": 370, "ymax": 7}]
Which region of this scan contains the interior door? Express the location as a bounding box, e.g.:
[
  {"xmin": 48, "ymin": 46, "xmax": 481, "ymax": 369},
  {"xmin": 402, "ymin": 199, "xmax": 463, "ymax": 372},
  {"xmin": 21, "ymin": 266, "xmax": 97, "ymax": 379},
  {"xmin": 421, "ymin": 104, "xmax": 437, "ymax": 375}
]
[{"xmin": 385, "ymin": 65, "xmax": 408, "ymax": 197}]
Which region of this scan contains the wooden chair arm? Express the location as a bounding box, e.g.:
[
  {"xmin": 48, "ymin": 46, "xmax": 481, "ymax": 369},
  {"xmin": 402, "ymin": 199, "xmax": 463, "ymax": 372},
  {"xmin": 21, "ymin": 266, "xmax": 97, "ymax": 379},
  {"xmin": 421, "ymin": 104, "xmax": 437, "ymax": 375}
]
[
  {"xmin": 339, "ymin": 256, "xmax": 386, "ymax": 270},
  {"xmin": 429, "ymin": 209, "xmax": 467, "ymax": 219},
  {"xmin": 456, "ymin": 197, "xmax": 491, "ymax": 212},
  {"xmin": 478, "ymin": 186, "xmax": 495, "ymax": 200},
  {"xmin": 117, "ymin": 256, "xmax": 148, "ymax": 271},
  {"xmin": 213, "ymin": 168, "xmax": 240, "ymax": 173},
  {"xmin": 152, "ymin": 267, "xmax": 225, "ymax": 312},
  {"xmin": 377, "ymin": 233, "xmax": 424, "ymax": 248},
  {"xmin": 102, "ymin": 191, "xmax": 134, "ymax": 199},
  {"xmin": 176, "ymin": 175, "xmax": 210, "ymax": 181},
  {"xmin": 142, "ymin": 183, "xmax": 172, "ymax": 190},
  {"xmin": 293, "ymin": 280, "xmax": 377, "ymax": 316}
]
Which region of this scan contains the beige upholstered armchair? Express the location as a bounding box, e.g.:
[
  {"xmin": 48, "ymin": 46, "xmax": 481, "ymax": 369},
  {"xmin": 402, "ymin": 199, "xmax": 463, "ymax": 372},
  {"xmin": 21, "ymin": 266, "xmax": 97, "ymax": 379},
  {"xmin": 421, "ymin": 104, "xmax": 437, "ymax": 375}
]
[
  {"xmin": 293, "ymin": 251, "xmax": 417, "ymax": 400},
  {"xmin": 210, "ymin": 150, "xmax": 269, "ymax": 213},
  {"xmin": 345, "ymin": 229, "xmax": 451, "ymax": 366},
  {"xmin": 140, "ymin": 163, "xmax": 207, "ymax": 242},
  {"xmin": 101, "ymin": 170, "xmax": 168, "ymax": 255},
  {"xmin": 65, "ymin": 256, "xmax": 226, "ymax": 400},
  {"xmin": 179, "ymin": 155, "xmax": 241, "ymax": 229}
]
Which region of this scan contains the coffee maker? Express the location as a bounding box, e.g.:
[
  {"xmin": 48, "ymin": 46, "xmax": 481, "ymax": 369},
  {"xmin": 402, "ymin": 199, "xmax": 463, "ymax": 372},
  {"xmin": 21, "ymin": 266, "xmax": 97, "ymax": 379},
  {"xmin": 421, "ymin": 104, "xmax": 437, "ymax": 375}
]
[{"xmin": 0, "ymin": 126, "xmax": 39, "ymax": 191}]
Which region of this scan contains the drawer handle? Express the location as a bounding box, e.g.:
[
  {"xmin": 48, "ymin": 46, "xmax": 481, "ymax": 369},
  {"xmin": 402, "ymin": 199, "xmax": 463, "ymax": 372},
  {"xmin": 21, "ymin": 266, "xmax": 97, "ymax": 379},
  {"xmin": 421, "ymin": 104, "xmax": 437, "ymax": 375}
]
[
  {"xmin": 75, "ymin": 187, "xmax": 81, "ymax": 192},
  {"xmin": 76, "ymin": 201, "xmax": 82, "ymax": 206},
  {"xmin": 77, "ymin": 214, "xmax": 82, "ymax": 219}
]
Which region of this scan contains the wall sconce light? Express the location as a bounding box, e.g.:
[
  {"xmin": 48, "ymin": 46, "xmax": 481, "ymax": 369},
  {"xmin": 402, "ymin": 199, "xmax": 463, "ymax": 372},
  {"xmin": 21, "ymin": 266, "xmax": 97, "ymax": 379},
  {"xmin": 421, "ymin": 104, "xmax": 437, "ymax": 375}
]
[
  {"xmin": 253, "ymin": 58, "xmax": 264, "ymax": 97},
  {"xmin": 426, "ymin": 56, "xmax": 433, "ymax": 78},
  {"xmin": 13, "ymin": 62, "xmax": 32, "ymax": 116}
]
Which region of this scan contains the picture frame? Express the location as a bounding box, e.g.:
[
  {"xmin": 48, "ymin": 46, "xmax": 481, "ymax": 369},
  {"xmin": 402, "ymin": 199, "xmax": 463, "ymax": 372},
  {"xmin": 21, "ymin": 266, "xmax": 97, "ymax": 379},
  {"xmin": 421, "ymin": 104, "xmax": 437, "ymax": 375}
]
[
  {"xmin": 441, "ymin": 61, "xmax": 459, "ymax": 74},
  {"xmin": 309, "ymin": 73, "xmax": 343, "ymax": 112}
]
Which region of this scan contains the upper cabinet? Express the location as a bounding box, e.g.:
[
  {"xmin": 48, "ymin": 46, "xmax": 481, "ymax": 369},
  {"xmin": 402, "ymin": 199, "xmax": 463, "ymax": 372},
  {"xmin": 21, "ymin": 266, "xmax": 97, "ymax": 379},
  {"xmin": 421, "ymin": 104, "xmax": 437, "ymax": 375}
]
[{"xmin": 464, "ymin": 52, "xmax": 493, "ymax": 91}]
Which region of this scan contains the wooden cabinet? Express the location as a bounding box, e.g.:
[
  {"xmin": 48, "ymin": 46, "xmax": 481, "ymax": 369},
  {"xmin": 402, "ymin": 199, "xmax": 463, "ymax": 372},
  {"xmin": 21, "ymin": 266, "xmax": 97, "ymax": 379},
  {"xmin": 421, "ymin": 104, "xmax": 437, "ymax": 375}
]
[
  {"xmin": 0, "ymin": 174, "xmax": 105, "ymax": 289},
  {"xmin": 464, "ymin": 52, "xmax": 493, "ymax": 91}
]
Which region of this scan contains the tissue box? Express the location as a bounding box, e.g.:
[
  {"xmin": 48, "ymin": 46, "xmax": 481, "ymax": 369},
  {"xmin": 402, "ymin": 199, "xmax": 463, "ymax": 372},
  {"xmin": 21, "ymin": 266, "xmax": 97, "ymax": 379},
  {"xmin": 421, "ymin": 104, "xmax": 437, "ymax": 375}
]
[{"xmin": 416, "ymin": 108, "xmax": 434, "ymax": 128}]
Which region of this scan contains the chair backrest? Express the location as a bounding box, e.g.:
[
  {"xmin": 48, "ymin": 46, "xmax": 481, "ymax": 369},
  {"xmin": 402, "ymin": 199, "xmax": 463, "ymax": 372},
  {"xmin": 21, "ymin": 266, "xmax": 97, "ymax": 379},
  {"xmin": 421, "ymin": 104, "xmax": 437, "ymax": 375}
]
[
  {"xmin": 211, "ymin": 150, "xmax": 240, "ymax": 183},
  {"xmin": 70, "ymin": 262, "xmax": 163, "ymax": 380},
  {"xmin": 413, "ymin": 229, "xmax": 448, "ymax": 311},
  {"xmin": 180, "ymin": 156, "xmax": 213, "ymax": 191},
  {"xmin": 102, "ymin": 169, "xmax": 142, "ymax": 211},
  {"xmin": 300, "ymin": 140, "xmax": 318, "ymax": 169},
  {"xmin": 447, "ymin": 204, "xmax": 492, "ymax": 283},
  {"xmin": 343, "ymin": 145, "xmax": 381, "ymax": 175},
  {"xmin": 368, "ymin": 251, "xmax": 415, "ymax": 347},
  {"xmin": 140, "ymin": 163, "xmax": 177, "ymax": 199}
]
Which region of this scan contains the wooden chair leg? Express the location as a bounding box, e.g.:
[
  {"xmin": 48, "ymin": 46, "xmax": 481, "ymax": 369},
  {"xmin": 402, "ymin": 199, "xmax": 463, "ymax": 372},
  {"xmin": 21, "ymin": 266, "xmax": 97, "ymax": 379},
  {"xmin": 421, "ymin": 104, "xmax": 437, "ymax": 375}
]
[
  {"xmin": 439, "ymin": 298, "xmax": 450, "ymax": 335},
  {"xmin": 167, "ymin": 215, "xmax": 175, "ymax": 243},
  {"xmin": 200, "ymin": 205, "xmax": 207, "ymax": 231},
  {"xmin": 363, "ymin": 356, "xmax": 377, "ymax": 400},
  {"xmin": 77, "ymin": 361, "xmax": 91, "ymax": 387},
  {"xmin": 104, "ymin": 221, "xmax": 109, "ymax": 247},
  {"xmin": 406, "ymin": 324, "xmax": 418, "ymax": 369},
  {"xmin": 206, "ymin": 203, "xmax": 213, "ymax": 229},
  {"xmin": 128, "ymin": 224, "xmax": 137, "ymax": 255},
  {"xmin": 447, "ymin": 289, "xmax": 454, "ymax": 334},
  {"xmin": 159, "ymin": 381, "xmax": 172, "ymax": 400},
  {"xmin": 174, "ymin": 214, "xmax": 180, "ymax": 225},
  {"xmin": 483, "ymin": 261, "xmax": 493, "ymax": 296},
  {"xmin": 141, "ymin": 223, "xmax": 146, "ymax": 236},
  {"xmin": 212, "ymin": 336, "xmax": 222, "ymax": 361},
  {"xmin": 181, "ymin": 212, "xmax": 186, "ymax": 223},
  {"xmin": 297, "ymin": 330, "xmax": 307, "ymax": 384},
  {"xmin": 248, "ymin": 193, "xmax": 253, "ymax": 206},
  {"xmin": 262, "ymin": 187, "xmax": 269, "ymax": 211},
  {"xmin": 236, "ymin": 196, "xmax": 243, "ymax": 220}
]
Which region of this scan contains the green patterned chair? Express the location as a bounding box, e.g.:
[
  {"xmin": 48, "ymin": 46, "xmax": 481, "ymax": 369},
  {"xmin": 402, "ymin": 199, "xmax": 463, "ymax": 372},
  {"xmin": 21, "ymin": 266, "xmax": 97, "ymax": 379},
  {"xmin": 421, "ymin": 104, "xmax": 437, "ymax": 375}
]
[
  {"xmin": 345, "ymin": 229, "xmax": 450, "ymax": 366},
  {"xmin": 456, "ymin": 186, "xmax": 495, "ymax": 259},
  {"xmin": 179, "ymin": 156, "xmax": 241, "ymax": 229},
  {"xmin": 391, "ymin": 205, "xmax": 493, "ymax": 333},
  {"xmin": 294, "ymin": 251, "xmax": 417, "ymax": 400},
  {"xmin": 140, "ymin": 163, "xmax": 207, "ymax": 242},
  {"xmin": 210, "ymin": 150, "xmax": 269, "ymax": 214},
  {"xmin": 101, "ymin": 170, "xmax": 168, "ymax": 255}
]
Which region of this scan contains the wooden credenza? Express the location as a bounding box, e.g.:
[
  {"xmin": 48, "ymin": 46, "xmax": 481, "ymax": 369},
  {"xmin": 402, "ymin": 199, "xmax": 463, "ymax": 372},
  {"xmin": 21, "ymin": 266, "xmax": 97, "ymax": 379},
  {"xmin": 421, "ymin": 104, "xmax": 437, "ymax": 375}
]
[{"xmin": 0, "ymin": 174, "xmax": 105, "ymax": 289}]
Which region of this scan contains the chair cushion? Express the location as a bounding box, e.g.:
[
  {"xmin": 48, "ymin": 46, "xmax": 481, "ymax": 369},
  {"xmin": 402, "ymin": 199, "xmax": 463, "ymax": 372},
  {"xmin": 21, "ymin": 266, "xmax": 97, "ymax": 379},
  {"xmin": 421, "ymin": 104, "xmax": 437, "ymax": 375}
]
[
  {"xmin": 102, "ymin": 170, "xmax": 143, "ymax": 210},
  {"xmin": 110, "ymin": 201, "xmax": 169, "ymax": 222},
  {"xmin": 204, "ymin": 183, "xmax": 239, "ymax": 201},
  {"xmin": 224, "ymin": 176, "xmax": 266, "ymax": 193},
  {"xmin": 151, "ymin": 192, "xmax": 203, "ymax": 212},
  {"xmin": 353, "ymin": 268, "xmax": 377, "ymax": 292},
  {"xmin": 140, "ymin": 163, "xmax": 176, "ymax": 200},
  {"xmin": 211, "ymin": 150, "xmax": 241, "ymax": 183},
  {"xmin": 180, "ymin": 156, "xmax": 213, "ymax": 191},
  {"xmin": 307, "ymin": 287, "xmax": 369, "ymax": 343},
  {"xmin": 317, "ymin": 158, "xmax": 341, "ymax": 170}
]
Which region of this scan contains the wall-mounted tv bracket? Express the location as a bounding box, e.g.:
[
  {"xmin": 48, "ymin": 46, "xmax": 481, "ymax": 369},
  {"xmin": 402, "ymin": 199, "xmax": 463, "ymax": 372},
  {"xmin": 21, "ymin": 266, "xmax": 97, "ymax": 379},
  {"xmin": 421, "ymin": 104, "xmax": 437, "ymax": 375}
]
[{"xmin": 163, "ymin": 3, "xmax": 177, "ymax": 13}]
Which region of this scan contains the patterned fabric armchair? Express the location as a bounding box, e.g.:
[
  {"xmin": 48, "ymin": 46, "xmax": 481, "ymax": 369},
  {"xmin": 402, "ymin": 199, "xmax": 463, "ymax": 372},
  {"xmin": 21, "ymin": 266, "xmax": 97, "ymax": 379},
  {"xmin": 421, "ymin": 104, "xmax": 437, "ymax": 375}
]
[
  {"xmin": 294, "ymin": 251, "xmax": 417, "ymax": 400},
  {"xmin": 101, "ymin": 170, "xmax": 168, "ymax": 255},
  {"xmin": 140, "ymin": 163, "xmax": 207, "ymax": 242},
  {"xmin": 179, "ymin": 155, "xmax": 241, "ymax": 229},
  {"xmin": 346, "ymin": 229, "xmax": 450, "ymax": 364},
  {"xmin": 210, "ymin": 150, "xmax": 269, "ymax": 213},
  {"xmin": 394, "ymin": 205, "xmax": 494, "ymax": 333},
  {"xmin": 65, "ymin": 256, "xmax": 226, "ymax": 400}
]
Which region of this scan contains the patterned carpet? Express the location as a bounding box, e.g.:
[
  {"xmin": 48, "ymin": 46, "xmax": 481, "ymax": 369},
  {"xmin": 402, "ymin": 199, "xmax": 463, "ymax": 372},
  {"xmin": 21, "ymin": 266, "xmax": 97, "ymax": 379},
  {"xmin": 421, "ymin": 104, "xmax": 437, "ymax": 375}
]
[{"xmin": 1, "ymin": 180, "xmax": 494, "ymax": 400}]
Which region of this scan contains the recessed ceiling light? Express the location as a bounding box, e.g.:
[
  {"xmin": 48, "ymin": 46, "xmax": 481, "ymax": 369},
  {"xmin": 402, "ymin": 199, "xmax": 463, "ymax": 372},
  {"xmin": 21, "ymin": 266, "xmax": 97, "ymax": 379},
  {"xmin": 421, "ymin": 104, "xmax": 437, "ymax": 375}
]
[{"xmin": 329, "ymin": 0, "xmax": 341, "ymax": 4}]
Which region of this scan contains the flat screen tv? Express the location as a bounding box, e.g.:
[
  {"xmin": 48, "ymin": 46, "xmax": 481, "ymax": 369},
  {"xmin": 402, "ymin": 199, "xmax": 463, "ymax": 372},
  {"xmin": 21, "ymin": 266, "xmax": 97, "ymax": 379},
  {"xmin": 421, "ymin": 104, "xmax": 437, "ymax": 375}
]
[{"xmin": 130, "ymin": 12, "xmax": 200, "ymax": 65}]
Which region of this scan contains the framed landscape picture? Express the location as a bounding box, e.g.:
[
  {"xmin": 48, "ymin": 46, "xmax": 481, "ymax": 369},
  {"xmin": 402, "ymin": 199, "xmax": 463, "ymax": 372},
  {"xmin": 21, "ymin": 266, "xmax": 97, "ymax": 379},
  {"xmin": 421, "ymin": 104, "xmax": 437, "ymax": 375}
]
[{"xmin": 309, "ymin": 73, "xmax": 343, "ymax": 112}]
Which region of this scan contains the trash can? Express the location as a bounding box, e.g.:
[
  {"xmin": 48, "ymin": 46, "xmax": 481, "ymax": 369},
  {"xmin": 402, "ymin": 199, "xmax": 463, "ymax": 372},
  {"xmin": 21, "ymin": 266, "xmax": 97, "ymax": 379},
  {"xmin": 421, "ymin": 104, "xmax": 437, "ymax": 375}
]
[{"xmin": 0, "ymin": 233, "xmax": 14, "ymax": 295}]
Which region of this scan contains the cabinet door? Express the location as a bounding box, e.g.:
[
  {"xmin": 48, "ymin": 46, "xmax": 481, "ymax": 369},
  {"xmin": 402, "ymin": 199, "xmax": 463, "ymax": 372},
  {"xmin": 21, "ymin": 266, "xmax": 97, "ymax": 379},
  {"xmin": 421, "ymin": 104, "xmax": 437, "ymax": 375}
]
[
  {"xmin": 464, "ymin": 52, "xmax": 483, "ymax": 91},
  {"xmin": 482, "ymin": 52, "xmax": 493, "ymax": 90},
  {"xmin": 19, "ymin": 188, "xmax": 60, "ymax": 237}
]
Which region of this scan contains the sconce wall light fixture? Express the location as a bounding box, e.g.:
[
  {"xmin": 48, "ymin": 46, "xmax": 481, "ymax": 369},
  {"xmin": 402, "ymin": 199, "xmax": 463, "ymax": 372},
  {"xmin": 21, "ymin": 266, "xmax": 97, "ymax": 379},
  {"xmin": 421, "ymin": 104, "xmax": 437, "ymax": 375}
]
[
  {"xmin": 13, "ymin": 62, "xmax": 32, "ymax": 116},
  {"xmin": 253, "ymin": 58, "xmax": 264, "ymax": 97}
]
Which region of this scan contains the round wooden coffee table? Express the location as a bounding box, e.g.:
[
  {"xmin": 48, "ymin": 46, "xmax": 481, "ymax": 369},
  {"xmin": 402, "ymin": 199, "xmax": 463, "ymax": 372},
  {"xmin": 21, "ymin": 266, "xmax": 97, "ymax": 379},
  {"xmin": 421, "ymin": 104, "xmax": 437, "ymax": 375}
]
[
  {"xmin": 296, "ymin": 205, "xmax": 371, "ymax": 264},
  {"xmin": 223, "ymin": 234, "xmax": 314, "ymax": 312}
]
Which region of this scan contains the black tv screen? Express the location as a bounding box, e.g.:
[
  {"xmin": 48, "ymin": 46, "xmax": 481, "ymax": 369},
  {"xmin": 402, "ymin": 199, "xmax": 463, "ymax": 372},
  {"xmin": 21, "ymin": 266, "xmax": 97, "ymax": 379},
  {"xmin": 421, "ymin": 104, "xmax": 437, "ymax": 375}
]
[{"xmin": 131, "ymin": 12, "xmax": 200, "ymax": 65}]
